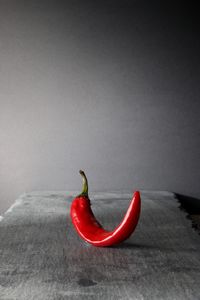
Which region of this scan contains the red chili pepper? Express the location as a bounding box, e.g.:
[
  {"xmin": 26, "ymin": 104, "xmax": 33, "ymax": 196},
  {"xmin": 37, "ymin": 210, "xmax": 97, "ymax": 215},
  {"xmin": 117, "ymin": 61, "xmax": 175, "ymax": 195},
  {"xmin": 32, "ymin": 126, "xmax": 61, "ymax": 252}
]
[{"xmin": 70, "ymin": 170, "xmax": 141, "ymax": 247}]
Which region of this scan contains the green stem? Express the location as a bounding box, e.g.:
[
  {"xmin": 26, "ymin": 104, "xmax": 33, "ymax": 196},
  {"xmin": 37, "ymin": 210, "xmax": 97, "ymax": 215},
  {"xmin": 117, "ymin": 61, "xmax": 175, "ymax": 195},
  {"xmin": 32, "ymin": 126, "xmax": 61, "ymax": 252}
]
[{"xmin": 79, "ymin": 170, "xmax": 88, "ymax": 196}]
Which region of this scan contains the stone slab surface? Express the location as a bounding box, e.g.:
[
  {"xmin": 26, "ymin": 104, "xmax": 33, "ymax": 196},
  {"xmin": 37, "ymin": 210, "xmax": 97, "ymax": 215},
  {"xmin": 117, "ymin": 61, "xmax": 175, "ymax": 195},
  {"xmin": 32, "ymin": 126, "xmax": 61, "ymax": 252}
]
[{"xmin": 0, "ymin": 191, "xmax": 200, "ymax": 300}]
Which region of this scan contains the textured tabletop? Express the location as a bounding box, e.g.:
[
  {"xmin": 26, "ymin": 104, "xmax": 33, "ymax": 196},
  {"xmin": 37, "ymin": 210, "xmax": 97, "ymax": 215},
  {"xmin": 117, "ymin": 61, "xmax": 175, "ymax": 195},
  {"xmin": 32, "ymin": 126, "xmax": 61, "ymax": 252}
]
[{"xmin": 0, "ymin": 191, "xmax": 200, "ymax": 300}]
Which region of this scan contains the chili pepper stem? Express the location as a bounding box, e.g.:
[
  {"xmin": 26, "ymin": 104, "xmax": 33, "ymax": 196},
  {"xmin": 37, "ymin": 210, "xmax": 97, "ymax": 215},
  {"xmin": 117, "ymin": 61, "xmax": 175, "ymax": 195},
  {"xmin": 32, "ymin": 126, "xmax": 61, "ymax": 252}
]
[{"xmin": 79, "ymin": 170, "xmax": 88, "ymax": 197}]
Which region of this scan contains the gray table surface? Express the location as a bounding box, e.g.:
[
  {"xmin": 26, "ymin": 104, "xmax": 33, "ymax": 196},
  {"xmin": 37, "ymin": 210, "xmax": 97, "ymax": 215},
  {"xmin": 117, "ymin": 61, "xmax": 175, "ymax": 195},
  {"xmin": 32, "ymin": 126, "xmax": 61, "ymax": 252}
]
[{"xmin": 0, "ymin": 191, "xmax": 200, "ymax": 300}]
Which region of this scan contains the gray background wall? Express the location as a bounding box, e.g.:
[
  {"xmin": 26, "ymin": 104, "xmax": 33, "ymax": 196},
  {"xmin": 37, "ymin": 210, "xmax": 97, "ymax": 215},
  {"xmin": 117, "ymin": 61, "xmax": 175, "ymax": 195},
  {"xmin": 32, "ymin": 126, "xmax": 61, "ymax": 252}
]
[{"xmin": 0, "ymin": 0, "xmax": 200, "ymax": 214}]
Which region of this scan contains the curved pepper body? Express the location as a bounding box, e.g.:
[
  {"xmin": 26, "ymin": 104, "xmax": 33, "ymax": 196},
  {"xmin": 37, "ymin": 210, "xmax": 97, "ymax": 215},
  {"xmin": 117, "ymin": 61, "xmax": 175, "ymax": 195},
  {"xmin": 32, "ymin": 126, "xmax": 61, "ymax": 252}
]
[{"xmin": 70, "ymin": 191, "xmax": 141, "ymax": 247}]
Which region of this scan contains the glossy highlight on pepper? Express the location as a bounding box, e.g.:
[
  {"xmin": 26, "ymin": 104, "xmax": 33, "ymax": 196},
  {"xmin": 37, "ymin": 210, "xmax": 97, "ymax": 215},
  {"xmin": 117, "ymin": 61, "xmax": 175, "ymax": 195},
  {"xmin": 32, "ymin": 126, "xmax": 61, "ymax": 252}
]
[{"xmin": 70, "ymin": 170, "xmax": 141, "ymax": 247}]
